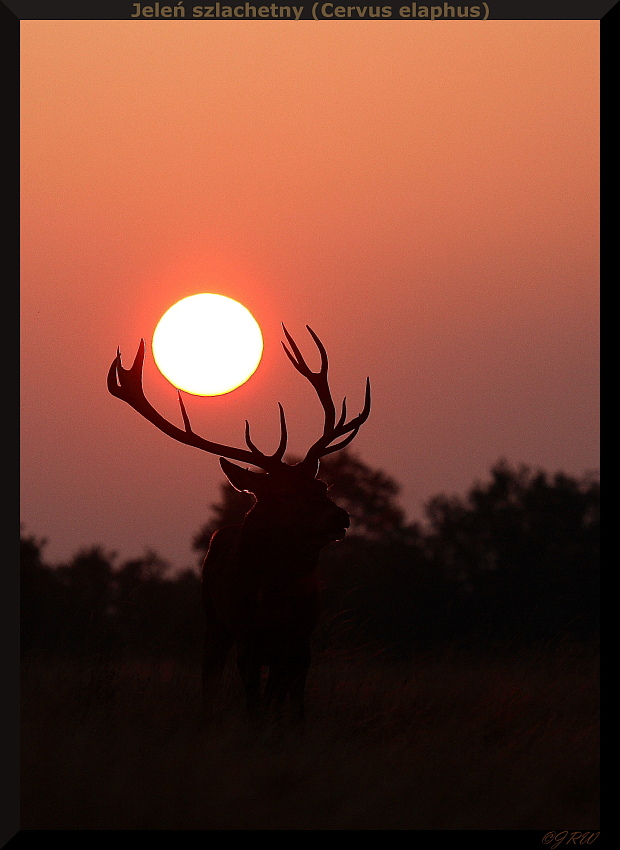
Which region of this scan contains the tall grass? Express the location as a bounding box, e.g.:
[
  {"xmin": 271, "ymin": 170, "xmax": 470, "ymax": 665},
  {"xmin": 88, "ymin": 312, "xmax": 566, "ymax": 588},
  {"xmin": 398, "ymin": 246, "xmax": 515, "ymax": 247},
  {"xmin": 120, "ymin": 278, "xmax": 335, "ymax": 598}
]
[{"xmin": 21, "ymin": 645, "xmax": 599, "ymax": 830}]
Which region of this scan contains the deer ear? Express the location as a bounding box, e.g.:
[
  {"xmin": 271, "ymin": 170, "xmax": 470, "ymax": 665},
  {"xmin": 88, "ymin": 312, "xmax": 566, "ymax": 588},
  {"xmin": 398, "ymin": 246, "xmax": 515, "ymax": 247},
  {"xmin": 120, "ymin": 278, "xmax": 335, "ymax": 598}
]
[{"xmin": 219, "ymin": 458, "xmax": 267, "ymax": 494}]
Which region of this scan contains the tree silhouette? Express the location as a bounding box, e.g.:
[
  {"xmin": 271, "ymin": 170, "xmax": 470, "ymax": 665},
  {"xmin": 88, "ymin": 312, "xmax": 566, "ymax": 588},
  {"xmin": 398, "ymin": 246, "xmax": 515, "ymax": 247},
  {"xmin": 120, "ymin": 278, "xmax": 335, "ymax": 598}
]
[
  {"xmin": 424, "ymin": 461, "xmax": 600, "ymax": 640},
  {"xmin": 113, "ymin": 551, "xmax": 202, "ymax": 659},
  {"xmin": 21, "ymin": 459, "xmax": 600, "ymax": 661},
  {"xmin": 20, "ymin": 531, "xmax": 68, "ymax": 656},
  {"xmin": 55, "ymin": 547, "xmax": 119, "ymax": 654}
]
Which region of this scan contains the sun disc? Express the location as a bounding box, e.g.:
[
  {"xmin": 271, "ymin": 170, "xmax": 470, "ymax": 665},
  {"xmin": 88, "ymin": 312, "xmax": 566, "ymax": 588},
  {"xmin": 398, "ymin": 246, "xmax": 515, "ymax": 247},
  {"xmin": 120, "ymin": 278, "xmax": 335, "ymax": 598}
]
[{"xmin": 152, "ymin": 294, "xmax": 263, "ymax": 395}]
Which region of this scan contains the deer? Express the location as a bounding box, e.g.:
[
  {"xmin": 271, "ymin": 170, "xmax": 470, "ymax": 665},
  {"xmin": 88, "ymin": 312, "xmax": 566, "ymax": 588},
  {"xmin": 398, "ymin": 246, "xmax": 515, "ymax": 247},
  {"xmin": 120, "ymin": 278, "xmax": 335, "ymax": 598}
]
[{"xmin": 108, "ymin": 324, "xmax": 371, "ymax": 731}]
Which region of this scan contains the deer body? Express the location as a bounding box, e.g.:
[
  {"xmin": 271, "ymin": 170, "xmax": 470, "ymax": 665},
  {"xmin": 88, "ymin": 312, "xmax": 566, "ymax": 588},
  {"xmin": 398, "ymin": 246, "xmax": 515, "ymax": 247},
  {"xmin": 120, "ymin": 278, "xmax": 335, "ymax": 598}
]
[
  {"xmin": 108, "ymin": 323, "xmax": 370, "ymax": 728},
  {"xmin": 201, "ymin": 465, "xmax": 349, "ymax": 726}
]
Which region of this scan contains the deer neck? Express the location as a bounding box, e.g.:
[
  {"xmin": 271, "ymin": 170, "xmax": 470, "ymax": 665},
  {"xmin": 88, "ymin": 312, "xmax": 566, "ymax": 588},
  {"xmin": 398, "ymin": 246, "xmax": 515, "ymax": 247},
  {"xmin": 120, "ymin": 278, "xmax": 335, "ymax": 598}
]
[{"xmin": 237, "ymin": 512, "xmax": 322, "ymax": 572}]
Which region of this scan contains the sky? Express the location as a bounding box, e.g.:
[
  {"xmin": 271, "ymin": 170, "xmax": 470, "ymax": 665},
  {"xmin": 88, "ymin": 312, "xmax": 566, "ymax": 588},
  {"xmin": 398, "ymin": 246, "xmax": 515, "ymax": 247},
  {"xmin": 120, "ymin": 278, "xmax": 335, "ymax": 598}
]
[{"xmin": 20, "ymin": 19, "xmax": 600, "ymax": 573}]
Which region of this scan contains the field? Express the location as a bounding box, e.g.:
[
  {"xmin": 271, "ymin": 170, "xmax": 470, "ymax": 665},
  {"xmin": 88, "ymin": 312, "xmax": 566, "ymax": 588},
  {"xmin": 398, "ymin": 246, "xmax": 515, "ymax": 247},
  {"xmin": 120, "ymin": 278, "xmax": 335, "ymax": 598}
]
[{"xmin": 20, "ymin": 644, "xmax": 599, "ymax": 830}]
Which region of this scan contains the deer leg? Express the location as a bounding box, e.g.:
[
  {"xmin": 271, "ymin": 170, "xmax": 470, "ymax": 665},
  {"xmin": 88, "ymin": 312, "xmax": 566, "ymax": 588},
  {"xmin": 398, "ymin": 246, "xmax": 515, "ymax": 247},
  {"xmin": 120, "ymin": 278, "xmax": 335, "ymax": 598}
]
[
  {"xmin": 288, "ymin": 655, "xmax": 310, "ymax": 730},
  {"xmin": 200, "ymin": 617, "xmax": 232, "ymax": 727},
  {"xmin": 236, "ymin": 645, "xmax": 262, "ymax": 732},
  {"xmin": 265, "ymin": 647, "xmax": 311, "ymax": 731},
  {"xmin": 288, "ymin": 647, "xmax": 311, "ymax": 730},
  {"xmin": 263, "ymin": 665, "xmax": 288, "ymax": 728}
]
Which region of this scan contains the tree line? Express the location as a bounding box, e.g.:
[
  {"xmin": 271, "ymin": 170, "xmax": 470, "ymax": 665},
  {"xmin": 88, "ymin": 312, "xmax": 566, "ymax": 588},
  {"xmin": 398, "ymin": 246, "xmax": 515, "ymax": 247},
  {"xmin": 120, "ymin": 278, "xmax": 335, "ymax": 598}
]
[{"xmin": 21, "ymin": 453, "xmax": 599, "ymax": 660}]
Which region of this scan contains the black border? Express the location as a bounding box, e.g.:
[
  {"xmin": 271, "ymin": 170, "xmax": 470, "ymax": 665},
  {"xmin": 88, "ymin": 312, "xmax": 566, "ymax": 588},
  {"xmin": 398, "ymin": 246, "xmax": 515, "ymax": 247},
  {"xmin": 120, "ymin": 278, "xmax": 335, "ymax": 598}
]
[
  {"xmin": 11, "ymin": 1, "xmax": 607, "ymax": 843},
  {"xmin": 2, "ymin": 0, "xmax": 618, "ymax": 20}
]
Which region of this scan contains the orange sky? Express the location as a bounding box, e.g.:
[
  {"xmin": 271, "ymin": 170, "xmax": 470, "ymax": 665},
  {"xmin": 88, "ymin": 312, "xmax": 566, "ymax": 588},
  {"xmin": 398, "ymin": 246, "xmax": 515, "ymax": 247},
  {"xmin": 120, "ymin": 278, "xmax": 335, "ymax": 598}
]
[{"xmin": 20, "ymin": 20, "xmax": 599, "ymax": 571}]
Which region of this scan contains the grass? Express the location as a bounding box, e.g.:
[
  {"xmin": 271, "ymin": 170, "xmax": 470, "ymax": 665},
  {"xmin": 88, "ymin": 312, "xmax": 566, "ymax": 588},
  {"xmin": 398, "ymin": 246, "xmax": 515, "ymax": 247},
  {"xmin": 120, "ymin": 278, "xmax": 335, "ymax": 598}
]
[{"xmin": 20, "ymin": 644, "xmax": 599, "ymax": 830}]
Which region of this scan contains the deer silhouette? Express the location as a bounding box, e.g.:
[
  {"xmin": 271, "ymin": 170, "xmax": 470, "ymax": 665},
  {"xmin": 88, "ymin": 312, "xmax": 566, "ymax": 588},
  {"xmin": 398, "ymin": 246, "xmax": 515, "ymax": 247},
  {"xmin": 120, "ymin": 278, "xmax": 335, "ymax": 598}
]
[{"xmin": 108, "ymin": 324, "xmax": 371, "ymax": 729}]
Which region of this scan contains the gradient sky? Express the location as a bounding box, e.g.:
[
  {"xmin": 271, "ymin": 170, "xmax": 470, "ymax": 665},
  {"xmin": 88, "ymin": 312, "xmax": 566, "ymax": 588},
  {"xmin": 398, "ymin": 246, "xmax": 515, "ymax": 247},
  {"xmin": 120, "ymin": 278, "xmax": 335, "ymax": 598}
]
[{"xmin": 20, "ymin": 20, "xmax": 599, "ymax": 572}]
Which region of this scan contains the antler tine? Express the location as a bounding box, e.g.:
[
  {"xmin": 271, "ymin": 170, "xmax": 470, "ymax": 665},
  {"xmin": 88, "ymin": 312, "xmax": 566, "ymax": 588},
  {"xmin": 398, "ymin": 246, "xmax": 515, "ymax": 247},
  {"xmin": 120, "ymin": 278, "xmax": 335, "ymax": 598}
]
[
  {"xmin": 107, "ymin": 339, "xmax": 145, "ymax": 401},
  {"xmin": 177, "ymin": 390, "xmax": 192, "ymax": 432},
  {"xmin": 244, "ymin": 402, "xmax": 288, "ymax": 463},
  {"xmin": 304, "ymin": 325, "xmax": 329, "ymax": 374},
  {"xmin": 280, "ymin": 325, "xmax": 371, "ymax": 470},
  {"xmin": 281, "ymin": 324, "xmax": 329, "ymax": 379},
  {"xmin": 273, "ymin": 402, "xmax": 288, "ymax": 462},
  {"xmin": 282, "ymin": 324, "xmax": 336, "ymax": 435},
  {"xmin": 306, "ymin": 376, "xmax": 371, "ymax": 461},
  {"xmin": 108, "ymin": 340, "xmax": 286, "ymax": 472},
  {"xmin": 281, "ymin": 324, "xmax": 309, "ymax": 375},
  {"xmin": 336, "ymin": 397, "xmax": 348, "ymax": 429}
]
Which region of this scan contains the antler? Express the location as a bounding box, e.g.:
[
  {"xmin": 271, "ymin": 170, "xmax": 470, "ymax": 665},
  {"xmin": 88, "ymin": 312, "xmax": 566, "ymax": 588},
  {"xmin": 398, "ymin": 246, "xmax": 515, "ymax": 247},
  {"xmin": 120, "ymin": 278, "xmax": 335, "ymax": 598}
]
[
  {"xmin": 281, "ymin": 324, "xmax": 371, "ymax": 471},
  {"xmin": 107, "ymin": 339, "xmax": 287, "ymax": 472}
]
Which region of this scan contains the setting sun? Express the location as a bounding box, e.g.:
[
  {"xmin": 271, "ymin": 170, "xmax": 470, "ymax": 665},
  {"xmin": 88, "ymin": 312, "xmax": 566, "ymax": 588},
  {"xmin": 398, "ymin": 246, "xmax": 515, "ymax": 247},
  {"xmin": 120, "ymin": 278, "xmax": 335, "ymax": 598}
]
[{"xmin": 152, "ymin": 294, "xmax": 263, "ymax": 396}]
